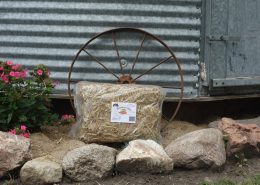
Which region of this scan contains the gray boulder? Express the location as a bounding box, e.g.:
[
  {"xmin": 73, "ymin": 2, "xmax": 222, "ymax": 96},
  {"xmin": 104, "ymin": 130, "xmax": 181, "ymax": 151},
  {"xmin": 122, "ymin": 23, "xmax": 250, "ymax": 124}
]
[
  {"xmin": 62, "ymin": 144, "xmax": 117, "ymax": 181},
  {"xmin": 116, "ymin": 139, "xmax": 173, "ymax": 173},
  {"xmin": 0, "ymin": 131, "xmax": 31, "ymax": 178},
  {"xmin": 165, "ymin": 128, "xmax": 226, "ymax": 169},
  {"xmin": 20, "ymin": 156, "xmax": 62, "ymax": 185}
]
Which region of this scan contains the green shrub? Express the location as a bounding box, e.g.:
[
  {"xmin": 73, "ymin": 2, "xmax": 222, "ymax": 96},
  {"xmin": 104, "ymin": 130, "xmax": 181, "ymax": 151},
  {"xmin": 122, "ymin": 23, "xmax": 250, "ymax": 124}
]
[{"xmin": 0, "ymin": 61, "xmax": 58, "ymax": 131}]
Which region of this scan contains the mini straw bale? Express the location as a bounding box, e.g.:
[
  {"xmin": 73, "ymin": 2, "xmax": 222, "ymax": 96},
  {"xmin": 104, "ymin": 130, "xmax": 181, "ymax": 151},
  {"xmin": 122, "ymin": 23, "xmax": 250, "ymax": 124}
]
[{"xmin": 73, "ymin": 82, "xmax": 164, "ymax": 143}]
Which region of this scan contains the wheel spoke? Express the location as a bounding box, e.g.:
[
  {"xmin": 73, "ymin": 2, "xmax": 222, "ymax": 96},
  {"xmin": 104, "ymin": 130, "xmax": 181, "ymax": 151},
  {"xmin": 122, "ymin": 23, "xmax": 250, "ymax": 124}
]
[
  {"xmin": 83, "ymin": 49, "xmax": 120, "ymax": 80},
  {"xmin": 133, "ymin": 56, "xmax": 173, "ymax": 81},
  {"xmin": 130, "ymin": 34, "xmax": 146, "ymax": 76},
  {"xmin": 112, "ymin": 32, "xmax": 124, "ymax": 75}
]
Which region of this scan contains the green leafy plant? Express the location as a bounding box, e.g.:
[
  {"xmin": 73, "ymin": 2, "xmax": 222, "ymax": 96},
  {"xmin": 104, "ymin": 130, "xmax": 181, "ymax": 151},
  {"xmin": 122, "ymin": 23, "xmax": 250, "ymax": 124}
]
[{"xmin": 0, "ymin": 61, "xmax": 58, "ymax": 131}]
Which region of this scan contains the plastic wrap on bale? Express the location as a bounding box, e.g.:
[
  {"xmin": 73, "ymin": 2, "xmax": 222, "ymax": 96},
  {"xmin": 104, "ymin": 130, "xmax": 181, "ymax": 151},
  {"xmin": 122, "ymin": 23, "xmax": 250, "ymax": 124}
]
[{"xmin": 72, "ymin": 82, "xmax": 165, "ymax": 143}]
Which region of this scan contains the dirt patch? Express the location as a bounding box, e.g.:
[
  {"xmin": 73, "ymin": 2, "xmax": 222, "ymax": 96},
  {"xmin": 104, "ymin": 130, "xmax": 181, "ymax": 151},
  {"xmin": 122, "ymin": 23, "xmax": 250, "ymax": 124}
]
[
  {"xmin": 30, "ymin": 124, "xmax": 85, "ymax": 163},
  {"xmin": 40, "ymin": 124, "xmax": 72, "ymax": 141},
  {"xmin": 30, "ymin": 133, "xmax": 56, "ymax": 158}
]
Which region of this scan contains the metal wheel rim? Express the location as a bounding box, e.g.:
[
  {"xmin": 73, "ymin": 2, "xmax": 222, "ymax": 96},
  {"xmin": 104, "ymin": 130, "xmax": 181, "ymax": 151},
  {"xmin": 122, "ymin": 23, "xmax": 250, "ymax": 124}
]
[{"xmin": 68, "ymin": 27, "xmax": 184, "ymax": 121}]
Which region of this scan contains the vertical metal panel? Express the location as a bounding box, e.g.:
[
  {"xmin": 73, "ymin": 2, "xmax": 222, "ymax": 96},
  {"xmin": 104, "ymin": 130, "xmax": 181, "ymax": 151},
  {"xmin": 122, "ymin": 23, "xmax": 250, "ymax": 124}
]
[
  {"xmin": 204, "ymin": 0, "xmax": 260, "ymax": 94},
  {"xmin": 205, "ymin": 0, "xmax": 229, "ymax": 81},
  {"xmin": 0, "ymin": 0, "xmax": 201, "ymax": 99}
]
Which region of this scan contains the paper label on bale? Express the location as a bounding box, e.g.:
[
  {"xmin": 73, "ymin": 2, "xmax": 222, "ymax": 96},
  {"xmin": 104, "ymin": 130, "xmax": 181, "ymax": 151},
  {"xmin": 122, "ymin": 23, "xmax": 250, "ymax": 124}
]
[{"xmin": 111, "ymin": 102, "xmax": 137, "ymax": 123}]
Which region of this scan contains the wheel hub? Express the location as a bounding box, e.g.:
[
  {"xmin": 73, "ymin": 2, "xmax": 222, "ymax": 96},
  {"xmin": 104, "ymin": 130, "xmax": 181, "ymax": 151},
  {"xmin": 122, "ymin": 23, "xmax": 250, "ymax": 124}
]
[{"xmin": 117, "ymin": 75, "xmax": 134, "ymax": 84}]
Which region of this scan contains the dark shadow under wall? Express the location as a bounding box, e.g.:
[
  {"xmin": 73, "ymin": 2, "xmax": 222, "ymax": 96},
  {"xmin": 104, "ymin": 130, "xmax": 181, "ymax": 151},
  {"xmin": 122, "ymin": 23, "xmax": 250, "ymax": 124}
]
[
  {"xmin": 163, "ymin": 97, "xmax": 260, "ymax": 124},
  {"xmin": 51, "ymin": 99, "xmax": 75, "ymax": 117},
  {"xmin": 51, "ymin": 97, "xmax": 260, "ymax": 124}
]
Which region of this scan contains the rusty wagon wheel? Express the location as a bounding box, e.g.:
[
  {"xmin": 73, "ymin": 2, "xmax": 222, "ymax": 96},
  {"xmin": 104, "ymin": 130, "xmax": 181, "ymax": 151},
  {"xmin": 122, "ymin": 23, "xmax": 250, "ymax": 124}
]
[{"xmin": 68, "ymin": 27, "xmax": 184, "ymax": 121}]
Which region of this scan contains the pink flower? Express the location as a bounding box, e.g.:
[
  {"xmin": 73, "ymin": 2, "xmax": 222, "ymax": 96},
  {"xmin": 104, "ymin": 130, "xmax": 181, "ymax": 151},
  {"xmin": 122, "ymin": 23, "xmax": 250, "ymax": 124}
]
[
  {"xmin": 37, "ymin": 69, "xmax": 43, "ymax": 76},
  {"xmin": 20, "ymin": 71, "xmax": 26, "ymax": 78},
  {"xmin": 1, "ymin": 74, "xmax": 9, "ymax": 83},
  {"xmin": 14, "ymin": 72, "xmax": 20, "ymax": 79},
  {"xmin": 19, "ymin": 133, "xmax": 30, "ymax": 138},
  {"xmin": 20, "ymin": 125, "xmax": 27, "ymax": 131},
  {"xmin": 61, "ymin": 114, "xmax": 75, "ymax": 125},
  {"xmin": 12, "ymin": 64, "xmax": 21, "ymax": 71},
  {"xmin": 22, "ymin": 132, "xmax": 30, "ymax": 138},
  {"xmin": 9, "ymin": 71, "xmax": 15, "ymax": 77},
  {"xmin": 62, "ymin": 114, "xmax": 69, "ymax": 120},
  {"xmin": 6, "ymin": 61, "xmax": 13, "ymax": 66},
  {"xmin": 19, "ymin": 69, "xmax": 27, "ymax": 79},
  {"xmin": 8, "ymin": 129, "xmax": 16, "ymax": 135},
  {"xmin": 0, "ymin": 66, "xmax": 3, "ymax": 71}
]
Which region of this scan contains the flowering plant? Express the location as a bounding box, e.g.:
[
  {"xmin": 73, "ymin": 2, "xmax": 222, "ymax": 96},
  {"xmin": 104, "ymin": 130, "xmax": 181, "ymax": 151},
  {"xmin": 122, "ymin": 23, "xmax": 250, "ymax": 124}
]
[
  {"xmin": 60, "ymin": 114, "xmax": 76, "ymax": 124},
  {"xmin": 0, "ymin": 61, "xmax": 26, "ymax": 84},
  {"xmin": 0, "ymin": 61, "xmax": 58, "ymax": 131},
  {"xmin": 8, "ymin": 125, "xmax": 30, "ymax": 138}
]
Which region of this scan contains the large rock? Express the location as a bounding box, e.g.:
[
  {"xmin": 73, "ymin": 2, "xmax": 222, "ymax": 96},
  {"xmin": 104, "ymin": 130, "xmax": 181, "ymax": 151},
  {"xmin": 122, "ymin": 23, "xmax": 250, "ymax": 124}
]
[
  {"xmin": 0, "ymin": 131, "xmax": 31, "ymax": 178},
  {"xmin": 209, "ymin": 116, "xmax": 260, "ymax": 128},
  {"xmin": 165, "ymin": 128, "xmax": 226, "ymax": 169},
  {"xmin": 116, "ymin": 139, "xmax": 173, "ymax": 173},
  {"xmin": 62, "ymin": 144, "xmax": 117, "ymax": 181},
  {"xmin": 20, "ymin": 156, "xmax": 62, "ymax": 185},
  {"xmin": 218, "ymin": 117, "xmax": 260, "ymax": 156}
]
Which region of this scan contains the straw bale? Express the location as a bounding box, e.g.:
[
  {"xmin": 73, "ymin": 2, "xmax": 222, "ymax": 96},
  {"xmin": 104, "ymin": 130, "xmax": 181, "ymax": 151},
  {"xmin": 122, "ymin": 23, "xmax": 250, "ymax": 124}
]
[{"xmin": 73, "ymin": 82, "xmax": 164, "ymax": 143}]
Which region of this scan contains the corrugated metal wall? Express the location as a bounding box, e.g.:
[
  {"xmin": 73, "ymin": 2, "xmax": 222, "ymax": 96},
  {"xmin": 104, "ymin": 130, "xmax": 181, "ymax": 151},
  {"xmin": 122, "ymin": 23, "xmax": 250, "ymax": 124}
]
[{"xmin": 0, "ymin": 0, "xmax": 201, "ymax": 99}]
